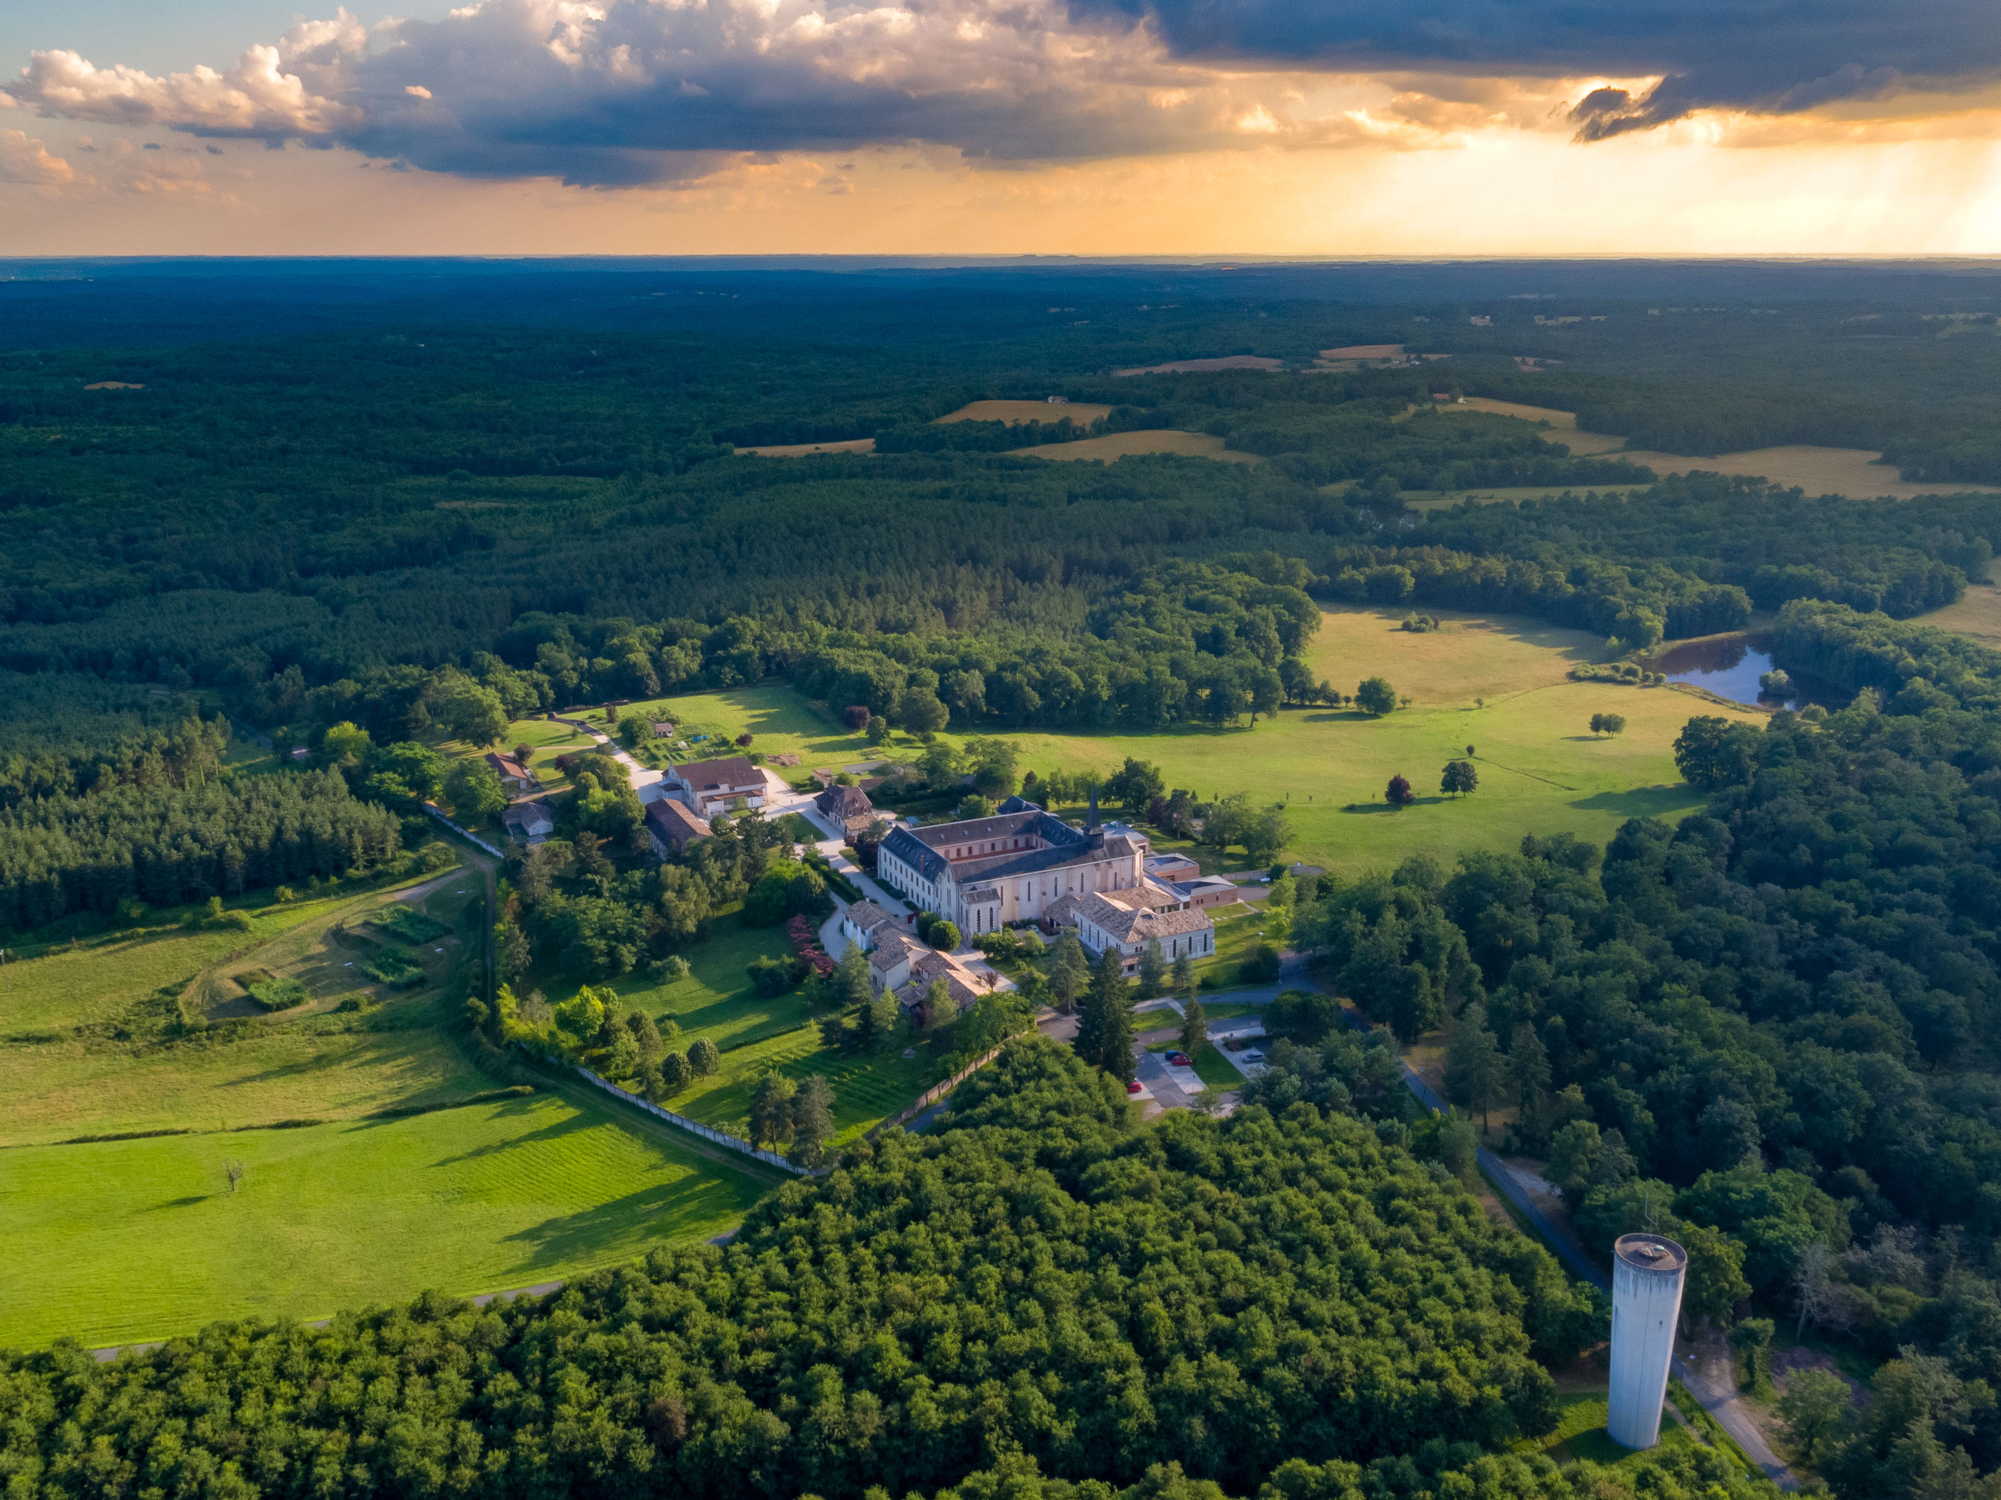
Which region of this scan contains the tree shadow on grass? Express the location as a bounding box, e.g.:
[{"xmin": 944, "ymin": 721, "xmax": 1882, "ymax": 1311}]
[
  {"xmin": 1301, "ymin": 711, "xmax": 1380, "ymax": 724},
  {"xmin": 500, "ymin": 1175, "xmax": 764, "ymax": 1277},
  {"xmin": 141, "ymin": 1194, "xmax": 211, "ymax": 1212},
  {"xmin": 1567, "ymin": 785, "xmax": 1701, "ymax": 816},
  {"xmin": 1341, "ymin": 797, "xmax": 1447, "ymax": 813}
]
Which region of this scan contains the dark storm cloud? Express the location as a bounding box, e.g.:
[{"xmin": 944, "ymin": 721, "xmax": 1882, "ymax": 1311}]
[{"xmin": 1070, "ymin": 0, "xmax": 2001, "ymax": 136}]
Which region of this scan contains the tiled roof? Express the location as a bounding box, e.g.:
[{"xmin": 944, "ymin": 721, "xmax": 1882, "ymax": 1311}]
[
  {"xmin": 486, "ymin": 752, "xmax": 533, "ymax": 781},
  {"xmin": 844, "ymin": 899, "xmax": 894, "ymax": 933},
  {"xmin": 671, "ymin": 756, "xmax": 761, "ymax": 792},
  {"xmin": 646, "ymin": 798, "xmax": 713, "ymax": 842},
  {"xmin": 814, "ymin": 783, "xmax": 874, "ymax": 818},
  {"xmin": 1079, "ymin": 890, "xmax": 1215, "ymax": 945}
]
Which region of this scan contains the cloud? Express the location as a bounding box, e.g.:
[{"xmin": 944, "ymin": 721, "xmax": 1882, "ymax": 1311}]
[
  {"xmin": 1067, "ymin": 0, "xmax": 2001, "ymax": 138},
  {"xmin": 3, "ymin": 0, "xmax": 1496, "ymax": 187},
  {"xmin": 0, "ymin": 128, "xmax": 75, "ymax": 186}
]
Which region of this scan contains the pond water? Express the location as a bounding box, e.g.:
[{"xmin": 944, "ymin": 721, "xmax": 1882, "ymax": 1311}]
[{"xmin": 1650, "ymin": 634, "xmax": 1824, "ymax": 710}]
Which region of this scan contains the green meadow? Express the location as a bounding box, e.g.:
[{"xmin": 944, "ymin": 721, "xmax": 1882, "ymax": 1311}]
[
  {"xmin": 0, "ymin": 1090, "xmax": 774, "ymax": 1350},
  {"xmin": 0, "ymin": 866, "xmax": 782, "ymax": 1350}
]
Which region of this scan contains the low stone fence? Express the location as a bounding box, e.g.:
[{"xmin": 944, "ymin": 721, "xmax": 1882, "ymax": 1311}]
[
  {"xmin": 569, "ymin": 1063, "xmax": 806, "ymax": 1175},
  {"xmin": 421, "ymin": 804, "xmax": 505, "ymax": 858},
  {"xmin": 866, "ymin": 1040, "xmax": 1016, "ymax": 1138}
]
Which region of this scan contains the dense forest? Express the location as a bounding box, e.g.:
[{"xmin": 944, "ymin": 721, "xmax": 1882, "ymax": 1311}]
[
  {"xmin": 1250, "ymin": 614, "xmax": 2001, "ymax": 1499},
  {"xmin": 13, "ymin": 262, "xmax": 2001, "ymax": 1493},
  {"xmin": 0, "ymin": 1042, "xmax": 1778, "ymax": 1500}
]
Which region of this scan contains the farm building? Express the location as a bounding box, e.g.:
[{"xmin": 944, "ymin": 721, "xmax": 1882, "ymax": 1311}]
[
  {"xmin": 645, "ymin": 798, "xmax": 713, "ymax": 855},
  {"xmin": 663, "ymin": 756, "xmax": 766, "ymax": 817},
  {"xmin": 485, "ymin": 752, "xmax": 537, "ymax": 795},
  {"xmin": 813, "ymin": 782, "xmax": 877, "ymax": 839},
  {"xmin": 502, "ymin": 801, "xmax": 556, "ymax": 844}
]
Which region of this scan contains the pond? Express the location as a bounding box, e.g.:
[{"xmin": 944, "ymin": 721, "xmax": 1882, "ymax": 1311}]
[{"xmin": 1649, "ymin": 633, "xmax": 1827, "ymax": 710}]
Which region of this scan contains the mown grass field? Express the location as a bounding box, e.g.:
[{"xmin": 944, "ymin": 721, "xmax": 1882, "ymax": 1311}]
[
  {"xmin": 0, "ymin": 864, "xmax": 785, "ymax": 1350},
  {"xmin": 0, "ymin": 869, "xmax": 440, "ymax": 1035},
  {"xmin": 0, "ymin": 1091, "xmax": 774, "ymax": 1350},
  {"xmin": 990, "ymin": 606, "xmax": 1764, "ymax": 877}
]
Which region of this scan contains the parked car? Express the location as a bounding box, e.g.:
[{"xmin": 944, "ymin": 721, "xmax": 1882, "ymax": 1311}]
[
  {"xmin": 1166, "ymin": 1051, "xmax": 1192, "ymax": 1066},
  {"xmin": 1242, "ymin": 1050, "xmax": 1265, "ymax": 1063},
  {"xmin": 1223, "ymin": 1037, "xmax": 1248, "ymax": 1051},
  {"xmin": 1126, "ymin": 1080, "xmax": 1144, "ymax": 1095}
]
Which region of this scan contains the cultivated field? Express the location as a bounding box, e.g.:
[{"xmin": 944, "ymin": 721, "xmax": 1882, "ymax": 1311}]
[
  {"xmin": 1450, "ymin": 397, "xmax": 2001, "ymax": 499},
  {"xmin": 1319, "ymin": 344, "xmax": 1406, "ymax": 361},
  {"xmin": 933, "ymin": 399, "xmax": 1113, "ymax": 426},
  {"xmin": 1112, "ymin": 356, "xmax": 1284, "ymax": 375},
  {"xmin": 733, "ymin": 438, "xmax": 876, "ymax": 457},
  {"xmin": 0, "ymin": 865, "xmax": 783, "ymax": 1349},
  {"xmin": 1007, "ymin": 429, "xmax": 1261, "ymax": 464}
]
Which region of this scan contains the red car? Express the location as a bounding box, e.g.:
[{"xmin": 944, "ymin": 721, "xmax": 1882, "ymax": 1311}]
[
  {"xmin": 1166, "ymin": 1051, "xmax": 1192, "ymax": 1067},
  {"xmin": 1126, "ymin": 1080, "xmax": 1144, "ymax": 1094}
]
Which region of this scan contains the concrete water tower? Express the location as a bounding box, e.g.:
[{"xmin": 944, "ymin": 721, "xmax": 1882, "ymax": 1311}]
[{"xmin": 1608, "ymin": 1232, "xmax": 1688, "ymax": 1449}]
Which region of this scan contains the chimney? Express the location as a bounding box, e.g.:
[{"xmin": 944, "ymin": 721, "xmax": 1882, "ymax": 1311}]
[{"xmin": 1086, "ymin": 786, "xmax": 1100, "ymax": 833}]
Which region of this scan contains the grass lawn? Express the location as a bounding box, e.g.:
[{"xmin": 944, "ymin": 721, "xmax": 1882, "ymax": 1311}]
[
  {"xmin": 0, "ymin": 1091, "xmax": 775, "ymax": 1350},
  {"xmin": 1, "ymin": 867, "xmax": 787, "ymax": 1350},
  {"xmin": 1203, "ymin": 905, "xmax": 1277, "ymax": 985},
  {"xmin": 544, "ymin": 908, "xmax": 946, "ymax": 1145},
  {"xmin": 1189, "ymin": 1042, "xmax": 1242, "ymax": 1089},
  {"xmin": 586, "ymin": 915, "xmax": 806, "ymax": 1054},
  {"xmin": 1511, "ymin": 1393, "xmax": 1709, "ymax": 1468}
]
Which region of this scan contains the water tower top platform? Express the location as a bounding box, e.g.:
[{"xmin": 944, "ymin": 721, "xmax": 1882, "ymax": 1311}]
[{"xmin": 1614, "ymin": 1234, "xmax": 1687, "ymax": 1274}]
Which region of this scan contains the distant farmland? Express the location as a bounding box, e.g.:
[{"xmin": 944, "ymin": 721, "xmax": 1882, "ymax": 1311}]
[
  {"xmin": 1007, "ymin": 429, "xmax": 1261, "ymax": 463},
  {"xmin": 933, "ymin": 399, "xmax": 1114, "ymax": 425},
  {"xmin": 733, "ymin": 437, "xmax": 876, "ymax": 457},
  {"xmin": 1112, "ymin": 355, "xmax": 1284, "ymax": 376},
  {"xmin": 1450, "ymin": 397, "xmax": 2001, "ymax": 499}
]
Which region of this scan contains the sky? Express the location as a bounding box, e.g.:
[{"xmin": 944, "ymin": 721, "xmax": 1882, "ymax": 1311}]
[{"xmin": 3, "ymin": 0, "xmax": 2000, "ymax": 256}]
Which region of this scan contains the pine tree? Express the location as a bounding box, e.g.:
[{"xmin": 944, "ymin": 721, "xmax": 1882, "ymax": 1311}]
[
  {"xmin": 1444, "ymin": 1003, "xmax": 1503, "ymax": 1131},
  {"xmin": 788, "ymin": 1076, "xmax": 836, "ymax": 1168},
  {"xmin": 1171, "ymin": 953, "xmax": 1197, "ymax": 1003},
  {"xmin": 749, "ymin": 1072, "xmax": 798, "ymax": 1150},
  {"xmin": 1179, "ymin": 994, "xmax": 1208, "ymax": 1056},
  {"xmin": 1136, "ymin": 938, "xmax": 1168, "ymax": 998},
  {"xmin": 1048, "ymin": 932, "xmax": 1089, "ymax": 1014},
  {"xmin": 1508, "ymin": 1022, "xmax": 1552, "ymax": 1137},
  {"xmin": 1076, "ymin": 948, "xmax": 1136, "ymax": 1083},
  {"xmin": 834, "ymin": 943, "xmax": 873, "ymax": 1010}
]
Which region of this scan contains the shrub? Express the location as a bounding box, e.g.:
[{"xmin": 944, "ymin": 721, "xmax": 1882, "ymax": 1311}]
[
  {"xmin": 748, "ymin": 955, "xmax": 803, "ymax": 997},
  {"xmin": 247, "ymin": 975, "xmax": 309, "ymax": 1011},
  {"xmin": 930, "ymin": 919, "xmax": 962, "ymax": 950}
]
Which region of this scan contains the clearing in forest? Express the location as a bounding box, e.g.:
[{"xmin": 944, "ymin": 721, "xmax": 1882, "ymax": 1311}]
[
  {"xmin": 733, "ymin": 438, "xmax": 876, "ymax": 456},
  {"xmin": 1112, "ymin": 355, "xmax": 1285, "ymax": 375},
  {"xmin": 1914, "ymin": 560, "xmax": 2001, "ymax": 648},
  {"xmin": 1449, "ymin": 397, "xmax": 2001, "ymax": 499},
  {"xmin": 1007, "ymin": 429, "xmax": 1260, "ymax": 463},
  {"xmin": 932, "ymin": 399, "xmax": 1114, "ymax": 426},
  {"xmin": 988, "ymin": 606, "xmax": 1765, "ymax": 878}
]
